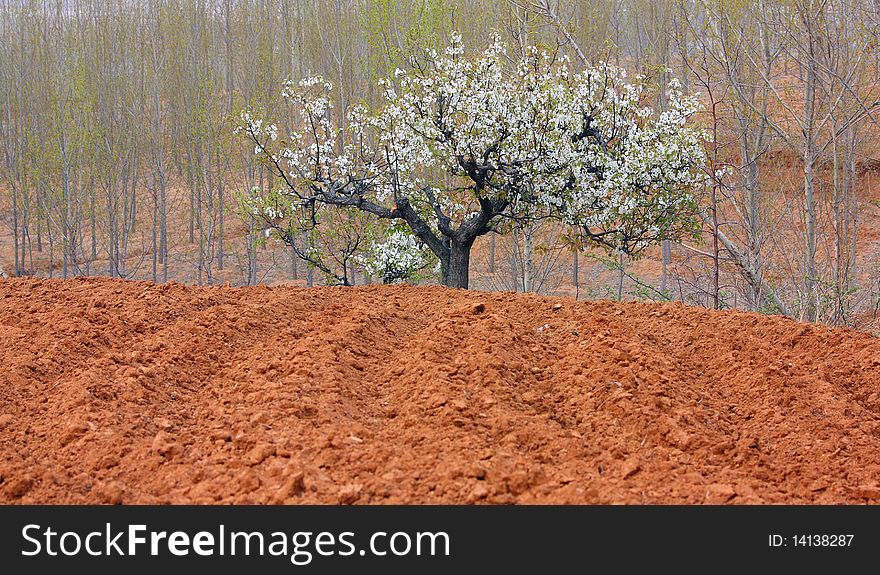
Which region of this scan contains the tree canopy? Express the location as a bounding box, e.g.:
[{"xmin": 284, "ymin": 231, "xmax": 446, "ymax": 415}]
[{"xmin": 240, "ymin": 33, "xmax": 709, "ymax": 288}]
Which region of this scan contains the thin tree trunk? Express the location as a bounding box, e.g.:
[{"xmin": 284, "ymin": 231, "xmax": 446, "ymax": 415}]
[
  {"xmin": 19, "ymin": 214, "xmax": 27, "ymax": 274},
  {"xmin": 160, "ymin": 175, "xmax": 167, "ymax": 282},
  {"xmin": 848, "ymin": 126, "xmax": 858, "ymax": 298},
  {"xmin": 196, "ymin": 149, "xmax": 204, "ymax": 285},
  {"xmin": 742, "ymin": 131, "xmax": 763, "ymax": 310},
  {"xmin": 46, "ymin": 189, "xmax": 55, "ymax": 279},
  {"xmin": 218, "ymin": 179, "xmax": 224, "ymax": 271},
  {"xmin": 710, "ymin": 99, "xmax": 721, "ymax": 310},
  {"xmin": 11, "ymin": 183, "xmax": 19, "ymax": 275},
  {"xmin": 523, "ymin": 225, "xmax": 534, "ymax": 292},
  {"xmin": 802, "ymin": 28, "xmax": 818, "ymax": 322},
  {"xmin": 488, "ymin": 233, "xmax": 495, "ymax": 273},
  {"xmin": 804, "ymin": 157, "xmax": 817, "ymax": 320},
  {"xmin": 660, "ymin": 240, "xmax": 670, "ymax": 294},
  {"xmin": 510, "ymin": 230, "xmax": 519, "ymax": 292},
  {"xmin": 90, "ymin": 176, "xmax": 96, "ymax": 269},
  {"xmin": 36, "ymin": 202, "xmax": 42, "ymax": 253},
  {"xmin": 62, "ymin": 158, "xmax": 71, "ymax": 279},
  {"xmin": 712, "ymin": 177, "xmax": 720, "ymax": 310},
  {"xmin": 832, "ymin": 127, "xmax": 843, "ymax": 323},
  {"xmin": 187, "ymin": 148, "xmax": 195, "ymax": 244},
  {"xmin": 151, "ymin": 180, "xmax": 158, "ymax": 283}
]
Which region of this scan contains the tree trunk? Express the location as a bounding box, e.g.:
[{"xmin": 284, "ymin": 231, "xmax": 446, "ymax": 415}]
[
  {"xmin": 804, "ymin": 158, "xmax": 817, "ymax": 321},
  {"xmin": 848, "ymin": 127, "xmax": 858, "ymax": 300},
  {"xmin": 11, "ymin": 184, "xmax": 19, "ymax": 275},
  {"xmin": 36, "ymin": 204, "xmax": 42, "ymax": 253},
  {"xmin": 743, "ymin": 133, "xmax": 763, "ymax": 311},
  {"xmin": 187, "ymin": 150, "xmax": 195, "ymax": 244},
  {"xmin": 443, "ymin": 238, "xmax": 472, "ymax": 289},
  {"xmin": 831, "ymin": 130, "xmax": 843, "ymax": 324},
  {"xmin": 47, "ymin": 208, "xmax": 54, "ymax": 279},
  {"xmin": 218, "ymin": 179, "xmax": 224, "ymax": 271},
  {"xmin": 160, "ymin": 176, "xmax": 168, "ymax": 283},
  {"xmin": 18, "ymin": 221, "xmax": 26, "ymax": 275},
  {"xmin": 510, "ymin": 229, "xmax": 519, "ymax": 292},
  {"xmin": 488, "ymin": 233, "xmax": 495, "ymax": 273},
  {"xmin": 523, "ymin": 225, "xmax": 534, "ymax": 292},
  {"xmin": 660, "ymin": 239, "xmax": 670, "ymax": 294},
  {"xmin": 802, "ymin": 27, "xmax": 818, "ymax": 322},
  {"xmin": 62, "ymin": 161, "xmax": 71, "ymax": 279},
  {"xmin": 90, "ymin": 179, "xmax": 97, "ymax": 270},
  {"xmin": 712, "ymin": 177, "xmax": 720, "ymax": 310},
  {"xmin": 196, "ymin": 152, "xmax": 204, "ymax": 285},
  {"xmin": 246, "ymin": 216, "xmax": 258, "ymax": 286},
  {"xmin": 152, "ymin": 184, "xmax": 158, "ymax": 283}
]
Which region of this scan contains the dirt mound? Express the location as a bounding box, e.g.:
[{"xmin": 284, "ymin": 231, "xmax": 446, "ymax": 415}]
[{"xmin": 1, "ymin": 277, "xmax": 880, "ymax": 504}]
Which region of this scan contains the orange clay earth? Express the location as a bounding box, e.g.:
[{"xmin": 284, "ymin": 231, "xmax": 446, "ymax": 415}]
[{"xmin": 1, "ymin": 277, "xmax": 879, "ymax": 504}]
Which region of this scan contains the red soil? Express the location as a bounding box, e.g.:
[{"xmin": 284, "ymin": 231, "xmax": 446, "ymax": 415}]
[{"xmin": 1, "ymin": 277, "xmax": 879, "ymax": 504}]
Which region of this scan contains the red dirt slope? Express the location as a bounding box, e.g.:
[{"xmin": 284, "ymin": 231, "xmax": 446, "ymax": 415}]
[{"xmin": 1, "ymin": 277, "xmax": 879, "ymax": 504}]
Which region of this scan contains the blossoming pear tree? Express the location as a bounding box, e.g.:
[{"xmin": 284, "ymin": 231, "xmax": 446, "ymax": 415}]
[{"xmin": 238, "ymin": 34, "xmax": 708, "ymax": 289}]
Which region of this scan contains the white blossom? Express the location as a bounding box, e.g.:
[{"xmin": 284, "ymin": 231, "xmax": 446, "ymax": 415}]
[
  {"xmin": 237, "ymin": 33, "xmax": 709, "ymax": 274},
  {"xmin": 359, "ymin": 230, "xmax": 433, "ymax": 284}
]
